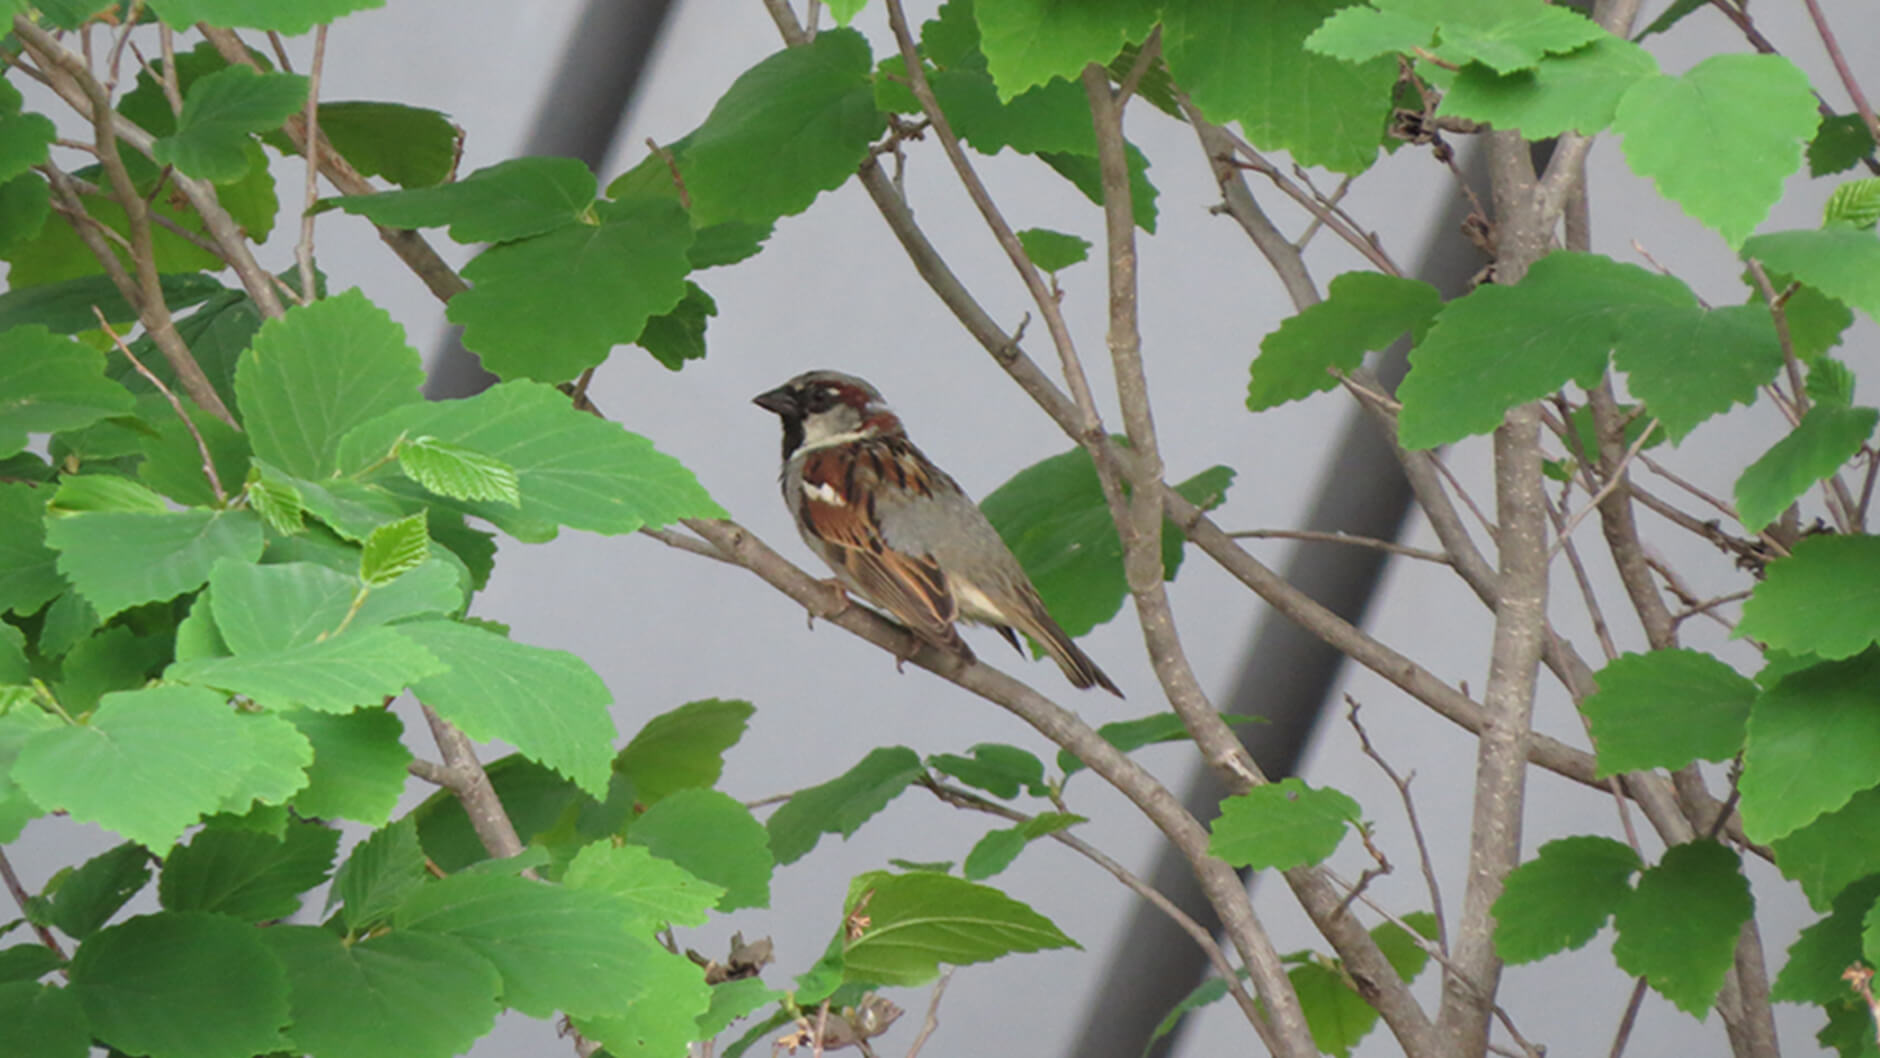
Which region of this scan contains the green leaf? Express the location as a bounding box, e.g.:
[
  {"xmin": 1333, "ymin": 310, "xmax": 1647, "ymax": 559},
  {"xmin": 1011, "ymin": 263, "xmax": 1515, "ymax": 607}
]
[
  {"xmin": 0, "ymin": 109, "xmax": 54, "ymax": 187},
  {"xmin": 262, "ymin": 925, "xmax": 501, "ymax": 1058},
  {"xmin": 1398, "ymin": 252, "xmax": 1778, "ymax": 447},
  {"xmin": 1208, "ymin": 779, "xmax": 1360, "ymax": 871},
  {"xmin": 1144, "ymin": 974, "xmax": 1237, "ymax": 1056},
  {"xmin": 572, "ymin": 940, "xmax": 714, "ymax": 1057},
  {"xmin": 208, "ymin": 558, "xmax": 459, "ymax": 654},
  {"xmin": 0, "ymin": 173, "xmax": 51, "ymax": 258},
  {"xmin": 1613, "ymin": 54, "xmax": 1819, "ymax": 247},
  {"xmin": 1808, "ymin": 358, "xmax": 1858, "ymax": 407},
  {"xmin": 393, "ymin": 436, "xmax": 522, "ymax": 507},
  {"xmin": 963, "ymin": 812, "xmax": 1082, "ymax": 880},
  {"xmin": 49, "ymin": 475, "xmax": 168, "ymax": 515},
  {"xmin": 401, "ymin": 619, "xmax": 616, "ymax": 797},
  {"xmin": 1439, "ymin": 36, "xmax": 1658, "ymax": 139},
  {"xmin": 766, "ymin": 746, "xmax": 924, "ymax": 866},
  {"xmin": 167, "ymin": 627, "xmax": 445, "ymax": 713},
  {"xmin": 158, "ymin": 820, "xmax": 338, "ymax": 922},
  {"xmin": 51, "ymin": 625, "xmax": 166, "ymax": 717},
  {"xmin": 1493, "ymin": 835, "xmax": 1640, "ymax": 963},
  {"xmin": 680, "ymin": 29, "xmax": 887, "ymax": 226},
  {"xmin": 1771, "ymin": 787, "xmax": 1880, "ymax": 912},
  {"xmin": 842, "ymin": 870, "xmax": 1077, "ymax": 985},
  {"xmin": 295, "ymin": 101, "xmax": 458, "ymax": 188},
  {"xmin": 929, "ymin": 69, "xmax": 1096, "ymax": 156},
  {"xmin": 564, "ymin": 841, "xmax": 725, "ymax": 929},
  {"xmin": 1740, "ymin": 649, "xmax": 1880, "ymax": 843},
  {"xmin": 929, "ymin": 742, "xmax": 1046, "ymax": 799},
  {"xmin": 151, "ymin": 67, "xmax": 307, "ymax": 182},
  {"xmin": 1250, "ymin": 272, "xmax": 1441, "ymax": 410},
  {"xmin": 289, "ymin": 707, "xmax": 412, "ymax": 825},
  {"xmin": 635, "ymin": 280, "xmax": 718, "ymax": 371},
  {"xmin": 973, "ymin": 0, "xmax": 1156, "ymax": 99},
  {"xmin": 1057, "ymin": 710, "xmax": 1262, "ymax": 776},
  {"xmin": 1309, "ymin": 0, "xmax": 1602, "ymax": 72},
  {"xmin": 327, "ymin": 157, "xmax": 596, "ymax": 244},
  {"xmin": 616, "ymin": 698, "xmax": 754, "ymax": 806},
  {"xmin": 338, "ymin": 380, "xmax": 724, "ymax": 539},
  {"xmin": 70, "ymin": 910, "xmax": 290, "ymax": 1058},
  {"xmin": 0, "ymin": 325, "xmax": 135, "ymax": 459},
  {"xmin": 0, "ymin": 943, "xmax": 61, "ymax": 985},
  {"xmin": 0, "ymin": 482, "xmax": 63, "ymax": 617},
  {"xmin": 630, "ymin": 788, "xmax": 774, "ymax": 912},
  {"xmin": 235, "ymin": 290, "xmax": 426, "ymax": 479},
  {"xmin": 0, "ymin": 273, "xmax": 226, "ymax": 335},
  {"xmin": 1826, "ymin": 179, "xmax": 1880, "ymax": 229},
  {"xmin": 446, "ymin": 197, "xmax": 693, "ymax": 383},
  {"xmin": 1738, "ymin": 536, "xmax": 1880, "ymax": 660},
  {"xmin": 146, "ymin": 0, "xmax": 384, "ymax": 33},
  {"xmin": 1612, "ymin": 841, "xmax": 1753, "ymax": 1017},
  {"xmin": 45, "ymin": 842, "xmax": 151, "ymax": 941},
  {"xmin": 1744, "ymin": 225, "xmax": 1880, "ymax": 325},
  {"xmin": 1164, "ymin": 0, "xmax": 1397, "ymax": 175},
  {"xmin": 1735, "ymin": 405, "xmax": 1878, "ymax": 530},
  {"xmin": 394, "ymin": 870, "xmax": 644, "ymax": 1019},
  {"xmin": 331, "ymin": 816, "xmax": 427, "ymax": 930},
  {"xmin": 1038, "ymin": 145, "xmax": 1159, "ymax": 233},
  {"xmin": 0, "ymin": 700, "xmax": 58, "ymax": 843},
  {"xmin": 359, "ymin": 512, "xmax": 430, "ymax": 586},
  {"xmin": 1809, "ymin": 114, "xmax": 1877, "ymax": 177},
  {"xmin": 1580, "ymin": 649, "xmax": 1758, "ymax": 777},
  {"xmin": 1015, "ymin": 228, "xmax": 1090, "ymax": 273},
  {"xmin": 697, "ymin": 976, "xmax": 784, "ymax": 1040},
  {"xmin": 0, "ymin": 980, "xmax": 87, "ymax": 1058},
  {"xmin": 1773, "ymin": 876, "xmax": 1880, "ymax": 1005},
  {"xmin": 45, "ymin": 507, "xmax": 262, "ymax": 621}
]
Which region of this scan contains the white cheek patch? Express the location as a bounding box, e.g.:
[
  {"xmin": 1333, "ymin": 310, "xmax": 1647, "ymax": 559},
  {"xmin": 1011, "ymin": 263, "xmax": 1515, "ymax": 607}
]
[{"xmin": 802, "ymin": 480, "xmax": 846, "ymax": 507}]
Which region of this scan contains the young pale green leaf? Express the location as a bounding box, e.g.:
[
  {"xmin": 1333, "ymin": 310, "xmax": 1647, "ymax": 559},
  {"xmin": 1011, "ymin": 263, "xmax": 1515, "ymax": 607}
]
[
  {"xmin": 393, "ymin": 436, "xmax": 521, "ymax": 506},
  {"xmin": 973, "ymin": 0, "xmax": 1156, "ymax": 99},
  {"xmin": 167, "ymin": 627, "xmax": 444, "ymax": 713},
  {"xmin": 571, "ymin": 939, "xmax": 715, "ymax": 1058},
  {"xmin": 1613, "ymin": 54, "xmax": 1819, "ymax": 247},
  {"xmin": 1057, "ymin": 711, "xmax": 1262, "ymax": 777},
  {"xmin": 1771, "ymin": 787, "xmax": 1880, "ymax": 912},
  {"xmin": 338, "ymin": 380, "xmax": 724, "ymax": 537},
  {"xmin": 394, "ymin": 869, "xmax": 647, "ymax": 1019},
  {"xmin": 158, "ymin": 821, "xmax": 338, "ymax": 922},
  {"xmin": 564, "ymin": 841, "xmax": 724, "ymax": 929},
  {"xmin": 242, "ymin": 466, "xmax": 304, "ymax": 535},
  {"xmin": 680, "ymin": 29, "xmax": 886, "ymax": 226},
  {"xmin": 1438, "ymin": 36, "xmax": 1657, "ymax": 139},
  {"xmin": 1735, "ymin": 405, "xmax": 1879, "ymax": 530},
  {"xmin": 70, "ymin": 910, "xmax": 291, "ymax": 1058},
  {"xmin": 45, "ymin": 842, "xmax": 152, "ymax": 941},
  {"xmin": 1773, "ymin": 877, "xmax": 1880, "ymax": 1005},
  {"xmin": 929, "ymin": 742, "xmax": 1046, "ymax": 799},
  {"xmin": 288, "ymin": 708, "xmax": 411, "ymax": 826},
  {"xmin": 151, "ymin": 67, "xmax": 308, "ymax": 182},
  {"xmin": 1250, "ymin": 272, "xmax": 1441, "ymax": 410},
  {"xmin": 636, "ymin": 280, "xmax": 718, "ymax": 371},
  {"xmin": 1493, "ymin": 836, "xmax": 1639, "ymax": 963},
  {"xmin": 1808, "ymin": 359, "xmax": 1857, "ymax": 407},
  {"xmin": 615, "ymin": 698, "xmax": 754, "ymax": 806},
  {"xmin": 13, "ymin": 686, "xmax": 255, "ymax": 848},
  {"xmin": 359, "ymin": 512, "xmax": 430, "ymax": 586},
  {"xmin": 842, "ymin": 870, "xmax": 1077, "ymax": 985},
  {"xmin": 289, "ymin": 101, "xmax": 457, "ymax": 188},
  {"xmin": 630, "ymin": 788, "xmax": 774, "ymax": 911},
  {"xmin": 327, "ymin": 156, "xmax": 595, "ymax": 243},
  {"xmin": 1738, "ymin": 536, "xmax": 1880, "ymax": 660},
  {"xmin": 1164, "ymin": 0, "xmax": 1397, "ymax": 175},
  {"xmin": 262, "ymin": 925, "xmax": 501, "ymax": 1058},
  {"xmin": 1810, "ymin": 114, "xmax": 1877, "ymax": 177},
  {"xmin": 0, "ymin": 326, "xmax": 135, "ymax": 459},
  {"xmin": 1209, "ymin": 779, "xmax": 1360, "ymax": 871},
  {"xmin": 331, "ymin": 816, "xmax": 428, "ymax": 930},
  {"xmin": 235, "ymin": 290, "xmax": 426, "ymax": 479},
  {"xmin": 1740, "ymin": 649, "xmax": 1880, "ymax": 843},
  {"xmin": 1580, "ymin": 649, "xmax": 1758, "ymax": 777},
  {"xmin": 446, "ymin": 196, "xmax": 692, "ymax": 383},
  {"xmin": 0, "ymin": 982, "xmax": 86, "ymax": 1058},
  {"xmin": 1744, "ymin": 225, "xmax": 1880, "ymax": 325},
  {"xmin": 147, "ymin": 0, "xmax": 384, "ymax": 35},
  {"xmin": 1016, "ymin": 227, "xmax": 1090, "ymax": 273},
  {"xmin": 0, "ymin": 483, "xmax": 63, "ymax": 617},
  {"xmin": 766, "ymin": 746, "xmax": 925, "ymax": 866},
  {"xmin": 963, "ymin": 812, "xmax": 1082, "ymax": 881},
  {"xmin": 1612, "ymin": 841, "xmax": 1753, "ymax": 1017},
  {"xmin": 401, "ymin": 619, "xmax": 616, "ymax": 797}
]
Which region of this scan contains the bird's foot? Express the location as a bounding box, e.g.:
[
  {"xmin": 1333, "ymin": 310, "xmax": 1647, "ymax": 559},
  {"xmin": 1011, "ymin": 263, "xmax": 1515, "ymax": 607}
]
[{"xmin": 805, "ymin": 579, "xmax": 851, "ymax": 629}]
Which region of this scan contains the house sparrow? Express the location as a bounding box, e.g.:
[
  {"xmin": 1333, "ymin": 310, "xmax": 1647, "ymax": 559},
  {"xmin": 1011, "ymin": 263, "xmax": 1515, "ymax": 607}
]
[{"xmin": 754, "ymin": 370, "xmax": 1121, "ymax": 696}]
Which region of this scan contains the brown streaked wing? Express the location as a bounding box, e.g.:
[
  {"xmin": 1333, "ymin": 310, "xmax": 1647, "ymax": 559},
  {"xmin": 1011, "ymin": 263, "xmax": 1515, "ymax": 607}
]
[{"xmin": 800, "ymin": 447, "xmax": 962, "ymax": 648}]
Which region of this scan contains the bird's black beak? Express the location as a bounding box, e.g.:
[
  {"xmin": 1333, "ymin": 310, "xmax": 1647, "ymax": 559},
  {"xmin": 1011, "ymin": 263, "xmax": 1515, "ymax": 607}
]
[{"xmin": 752, "ymin": 386, "xmax": 800, "ymax": 419}]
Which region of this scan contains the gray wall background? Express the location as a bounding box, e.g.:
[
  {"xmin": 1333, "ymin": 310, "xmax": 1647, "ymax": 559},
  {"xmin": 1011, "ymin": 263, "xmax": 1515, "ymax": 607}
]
[{"xmin": 9, "ymin": 1, "xmax": 1878, "ymax": 1055}]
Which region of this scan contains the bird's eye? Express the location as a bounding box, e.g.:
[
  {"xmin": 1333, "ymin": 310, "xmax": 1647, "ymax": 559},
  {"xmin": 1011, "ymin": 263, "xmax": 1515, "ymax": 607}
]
[{"xmin": 806, "ymin": 386, "xmax": 842, "ymax": 413}]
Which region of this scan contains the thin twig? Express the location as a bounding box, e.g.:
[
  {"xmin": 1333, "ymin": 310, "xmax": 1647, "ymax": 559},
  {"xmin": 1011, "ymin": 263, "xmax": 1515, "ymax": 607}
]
[
  {"xmin": 92, "ymin": 305, "xmax": 226, "ymax": 503},
  {"xmin": 1229, "ymin": 528, "xmax": 1452, "ymax": 565},
  {"xmin": 0, "ymin": 846, "xmax": 66, "ymax": 962},
  {"xmin": 1607, "ymin": 976, "xmax": 1650, "ymax": 1058},
  {"xmin": 1799, "ymin": 0, "xmax": 1880, "ymax": 147},
  {"xmin": 1548, "ymin": 419, "xmax": 1660, "ymax": 561},
  {"xmin": 295, "ymin": 24, "xmax": 328, "ymax": 305},
  {"xmin": 902, "ymin": 969, "xmax": 953, "ymax": 1058},
  {"xmin": 1347, "ymin": 697, "xmax": 1447, "ymax": 950}
]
